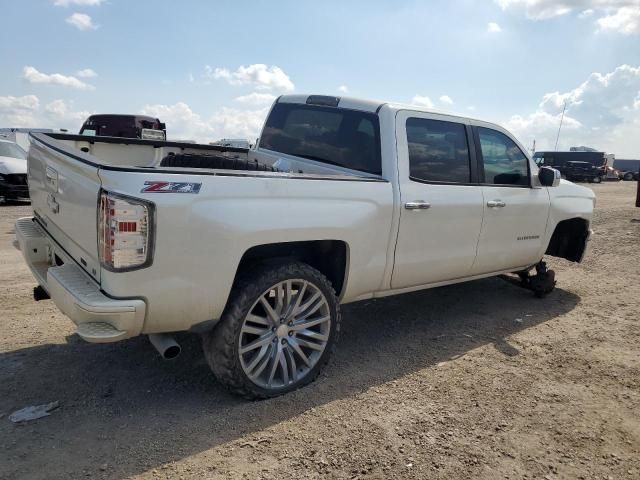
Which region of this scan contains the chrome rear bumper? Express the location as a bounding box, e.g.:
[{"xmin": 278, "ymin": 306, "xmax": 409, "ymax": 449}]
[{"xmin": 15, "ymin": 217, "xmax": 146, "ymax": 343}]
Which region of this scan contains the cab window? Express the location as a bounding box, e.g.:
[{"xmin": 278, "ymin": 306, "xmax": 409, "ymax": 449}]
[
  {"xmin": 406, "ymin": 118, "xmax": 471, "ymax": 183},
  {"xmin": 478, "ymin": 127, "xmax": 529, "ymax": 186},
  {"xmin": 260, "ymin": 103, "xmax": 382, "ymax": 175}
]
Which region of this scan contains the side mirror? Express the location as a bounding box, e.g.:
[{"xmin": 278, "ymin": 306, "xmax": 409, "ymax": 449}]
[{"xmin": 539, "ymin": 166, "xmax": 561, "ymax": 187}]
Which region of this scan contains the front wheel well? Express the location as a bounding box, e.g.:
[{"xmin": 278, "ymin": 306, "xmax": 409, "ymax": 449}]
[
  {"xmin": 545, "ymin": 218, "xmax": 590, "ymax": 263},
  {"xmin": 232, "ymin": 240, "xmax": 348, "ymax": 298}
]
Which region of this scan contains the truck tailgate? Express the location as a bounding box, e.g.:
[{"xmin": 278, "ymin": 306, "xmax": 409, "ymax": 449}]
[{"xmin": 28, "ymin": 133, "xmax": 102, "ymax": 281}]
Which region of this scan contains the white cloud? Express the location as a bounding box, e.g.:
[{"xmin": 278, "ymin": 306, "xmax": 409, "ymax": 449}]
[
  {"xmin": 495, "ymin": 1, "xmax": 640, "ymax": 34},
  {"xmin": 141, "ymin": 102, "xmax": 269, "ymax": 142},
  {"xmin": 206, "ymin": 64, "xmax": 295, "ymax": 92},
  {"xmin": 504, "ymin": 64, "xmax": 640, "ymax": 156},
  {"xmin": 496, "ymin": 0, "xmax": 572, "ymax": 19},
  {"xmin": 338, "ymin": 85, "xmax": 349, "ymax": 93},
  {"xmin": 0, "ymin": 94, "xmax": 90, "ymax": 129},
  {"xmin": 578, "ymin": 8, "xmax": 594, "ymax": 18},
  {"xmin": 0, "ymin": 95, "xmax": 40, "ymax": 127},
  {"xmin": 76, "ymin": 68, "xmax": 97, "ymax": 78},
  {"xmin": 597, "ymin": 6, "xmax": 640, "ymax": 33},
  {"xmin": 66, "ymin": 13, "xmax": 97, "ymax": 31},
  {"xmin": 439, "ymin": 95, "xmax": 454, "ymax": 105},
  {"xmin": 53, "ymin": 0, "xmax": 105, "ymax": 6},
  {"xmin": 23, "ymin": 66, "xmax": 94, "ymax": 90},
  {"xmin": 411, "ymin": 95, "xmax": 434, "ymax": 108},
  {"xmin": 487, "ymin": 21, "xmax": 502, "ymax": 32},
  {"xmin": 44, "ymin": 99, "xmax": 90, "ymax": 123},
  {"xmin": 0, "ymin": 95, "xmax": 40, "ymax": 113},
  {"xmin": 235, "ymin": 92, "xmax": 277, "ymax": 106}
]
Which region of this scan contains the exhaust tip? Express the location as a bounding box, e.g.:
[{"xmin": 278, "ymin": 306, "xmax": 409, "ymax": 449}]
[
  {"xmin": 163, "ymin": 345, "xmax": 181, "ymax": 360},
  {"xmin": 148, "ymin": 334, "xmax": 181, "ymax": 361}
]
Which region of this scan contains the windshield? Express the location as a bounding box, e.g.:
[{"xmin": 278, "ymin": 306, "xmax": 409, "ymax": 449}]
[
  {"xmin": 0, "ymin": 142, "xmax": 27, "ymax": 160},
  {"xmin": 260, "ymin": 103, "xmax": 382, "ymax": 175}
]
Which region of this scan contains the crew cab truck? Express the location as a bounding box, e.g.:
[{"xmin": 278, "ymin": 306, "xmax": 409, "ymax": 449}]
[{"xmin": 15, "ymin": 94, "xmax": 595, "ymax": 399}]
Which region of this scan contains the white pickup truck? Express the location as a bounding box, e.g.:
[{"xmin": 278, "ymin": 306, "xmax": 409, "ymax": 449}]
[{"xmin": 16, "ymin": 94, "xmax": 595, "ymax": 398}]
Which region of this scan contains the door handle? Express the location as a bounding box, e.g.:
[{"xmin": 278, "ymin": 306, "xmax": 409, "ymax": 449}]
[
  {"xmin": 404, "ymin": 201, "xmax": 431, "ymax": 210},
  {"xmin": 487, "ymin": 200, "xmax": 506, "ymax": 208}
]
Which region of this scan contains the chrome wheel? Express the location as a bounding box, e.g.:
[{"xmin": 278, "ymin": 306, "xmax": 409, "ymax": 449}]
[{"xmin": 238, "ymin": 279, "xmax": 331, "ymax": 390}]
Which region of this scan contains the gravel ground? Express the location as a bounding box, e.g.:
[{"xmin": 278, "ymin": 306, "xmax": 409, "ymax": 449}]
[{"xmin": 0, "ymin": 181, "xmax": 638, "ymax": 480}]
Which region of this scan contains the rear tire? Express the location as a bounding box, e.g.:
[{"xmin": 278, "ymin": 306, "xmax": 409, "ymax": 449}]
[
  {"xmin": 203, "ymin": 262, "xmax": 340, "ymax": 399},
  {"xmin": 623, "ymin": 172, "xmax": 634, "ymax": 181},
  {"xmin": 591, "ymin": 175, "xmax": 602, "ymax": 184}
]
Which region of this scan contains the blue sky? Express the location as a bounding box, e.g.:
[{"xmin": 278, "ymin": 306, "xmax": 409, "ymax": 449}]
[{"xmin": 1, "ymin": 0, "xmax": 639, "ymax": 156}]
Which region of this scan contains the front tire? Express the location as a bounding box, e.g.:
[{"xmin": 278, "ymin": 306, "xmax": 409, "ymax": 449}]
[
  {"xmin": 591, "ymin": 175, "xmax": 602, "ymax": 184},
  {"xmin": 203, "ymin": 262, "xmax": 340, "ymax": 399}
]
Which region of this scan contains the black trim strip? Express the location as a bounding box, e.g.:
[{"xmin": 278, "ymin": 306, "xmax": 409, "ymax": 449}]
[
  {"xmin": 466, "ymin": 124, "xmax": 479, "ymax": 183},
  {"xmin": 30, "ymin": 133, "xmax": 388, "ymax": 183},
  {"xmin": 407, "ymin": 176, "xmax": 533, "ymax": 189}
]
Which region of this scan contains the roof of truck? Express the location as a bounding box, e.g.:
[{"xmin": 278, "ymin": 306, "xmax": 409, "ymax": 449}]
[
  {"xmin": 277, "ymin": 94, "xmax": 487, "ymax": 124},
  {"xmin": 275, "ymin": 94, "xmax": 531, "ymax": 159}
]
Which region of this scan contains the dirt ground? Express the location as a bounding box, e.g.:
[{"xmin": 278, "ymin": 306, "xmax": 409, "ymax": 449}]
[{"xmin": 0, "ymin": 181, "xmax": 638, "ymax": 480}]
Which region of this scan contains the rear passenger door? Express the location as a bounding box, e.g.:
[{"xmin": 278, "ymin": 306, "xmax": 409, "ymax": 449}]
[
  {"xmin": 470, "ymin": 126, "xmax": 550, "ymax": 275},
  {"xmin": 391, "ymin": 111, "xmax": 484, "ymax": 289}
]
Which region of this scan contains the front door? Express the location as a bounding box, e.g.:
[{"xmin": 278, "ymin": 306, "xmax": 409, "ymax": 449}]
[
  {"xmin": 391, "ymin": 112, "xmax": 484, "ymax": 289},
  {"xmin": 471, "ymin": 126, "xmax": 550, "ymax": 274}
]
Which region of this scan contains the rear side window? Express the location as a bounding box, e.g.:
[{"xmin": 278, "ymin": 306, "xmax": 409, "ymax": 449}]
[
  {"xmin": 478, "ymin": 127, "xmax": 529, "ymax": 186},
  {"xmin": 406, "ymin": 118, "xmax": 471, "ymax": 183},
  {"xmin": 260, "ymin": 103, "xmax": 382, "ymax": 175}
]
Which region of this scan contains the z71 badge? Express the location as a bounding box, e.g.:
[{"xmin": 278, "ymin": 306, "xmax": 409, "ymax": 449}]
[{"xmin": 141, "ymin": 181, "xmax": 201, "ymax": 194}]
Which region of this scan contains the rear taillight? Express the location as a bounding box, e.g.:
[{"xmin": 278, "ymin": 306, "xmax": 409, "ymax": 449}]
[{"xmin": 98, "ymin": 191, "xmax": 154, "ymax": 271}]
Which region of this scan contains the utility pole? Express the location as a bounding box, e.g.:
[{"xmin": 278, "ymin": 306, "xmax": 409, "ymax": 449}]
[{"xmin": 554, "ymin": 101, "xmax": 567, "ymax": 151}]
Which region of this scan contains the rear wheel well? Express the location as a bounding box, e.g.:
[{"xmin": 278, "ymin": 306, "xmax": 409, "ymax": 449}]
[
  {"xmin": 545, "ymin": 218, "xmax": 589, "ymax": 263},
  {"xmin": 233, "ymin": 240, "xmax": 348, "ymax": 298}
]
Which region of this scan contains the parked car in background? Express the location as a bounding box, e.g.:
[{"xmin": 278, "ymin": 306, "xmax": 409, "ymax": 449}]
[
  {"xmin": 0, "ymin": 128, "xmax": 68, "ymax": 152},
  {"xmin": 79, "ymin": 114, "xmax": 166, "ymax": 140},
  {"xmin": 16, "ymin": 94, "xmax": 595, "ymax": 399},
  {"xmin": 210, "ymin": 138, "xmax": 252, "ymax": 149},
  {"xmin": 564, "ymin": 161, "xmax": 604, "ymax": 183},
  {"xmin": 0, "ymin": 139, "xmax": 29, "ymax": 202}
]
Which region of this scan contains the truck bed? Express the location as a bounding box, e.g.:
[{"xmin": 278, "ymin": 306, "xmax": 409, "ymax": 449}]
[
  {"xmin": 34, "ymin": 132, "xmax": 376, "ymax": 179},
  {"xmin": 23, "ymin": 132, "xmax": 393, "ymax": 339}
]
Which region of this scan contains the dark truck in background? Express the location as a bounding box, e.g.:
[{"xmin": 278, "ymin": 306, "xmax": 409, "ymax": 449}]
[
  {"xmin": 533, "ymin": 151, "xmax": 616, "ymax": 182},
  {"xmin": 614, "ymin": 159, "xmax": 640, "ymax": 181},
  {"xmin": 79, "ymin": 114, "xmax": 166, "ymax": 141}
]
